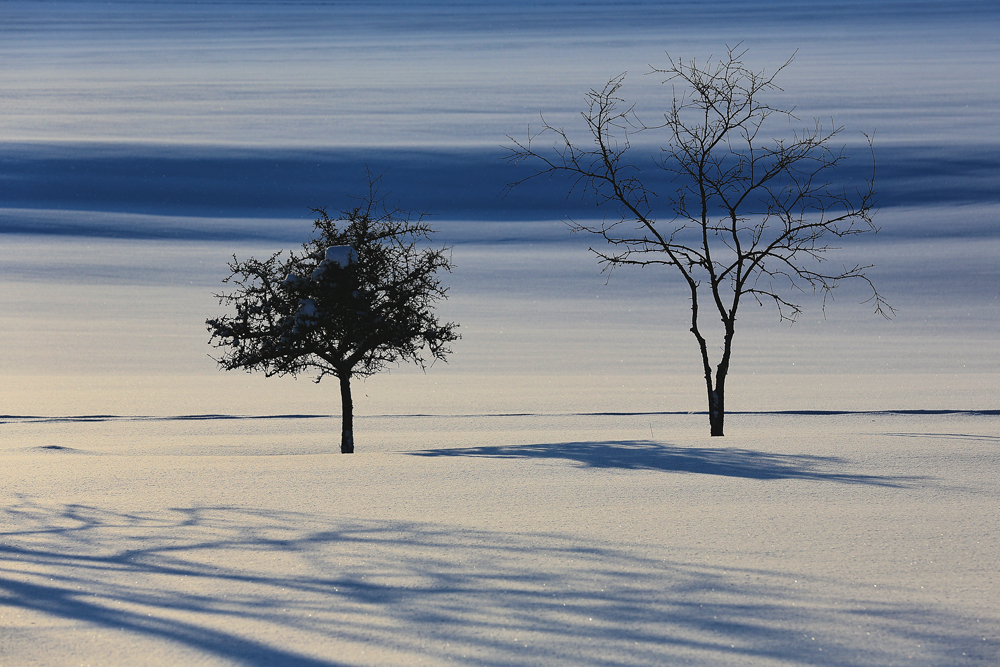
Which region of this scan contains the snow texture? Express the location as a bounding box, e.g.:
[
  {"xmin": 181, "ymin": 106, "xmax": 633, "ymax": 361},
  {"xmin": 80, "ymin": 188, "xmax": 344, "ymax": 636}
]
[
  {"xmin": 297, "ymin": 298, "xmax": 318, "ymax": 318},
  {"xmin": 1, "ymin": 412, "xmax": 998, "ymax": 666},
  {"xmin": 325, "ymin": 246, "xmax": 355, "ymax": 267}
]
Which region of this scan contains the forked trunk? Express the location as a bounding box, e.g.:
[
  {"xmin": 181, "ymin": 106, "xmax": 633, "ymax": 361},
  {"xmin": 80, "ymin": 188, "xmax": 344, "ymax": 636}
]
[
  {"xmin": 339, "ymin": 373, "xmax": 354, "ymax": 454},
  {"xmin": 690, "ymin": 289, "xmax": 732, "ymax": 437},
  {"xmin": 694, "ymin": 327, "xmax": 727, "ymax": 437},
  {"xmin": 699, "ymin": 339, "xmax": 729, "ymax": 437}
]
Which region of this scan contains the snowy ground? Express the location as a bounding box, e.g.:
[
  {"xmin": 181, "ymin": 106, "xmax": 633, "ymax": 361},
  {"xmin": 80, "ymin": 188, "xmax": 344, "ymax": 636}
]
[
  {"xmin": 1, "ymin": 231, "xmax": 998, "ymax": 666},
  {"xmin": 2, "ymin": 410, "xmax": 997, "ymax": 666}
]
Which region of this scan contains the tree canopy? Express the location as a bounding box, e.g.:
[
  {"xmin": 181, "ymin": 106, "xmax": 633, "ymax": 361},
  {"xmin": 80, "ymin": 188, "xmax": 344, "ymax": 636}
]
[{"xmin": 207, "ymin": 177, "xmax": 459, "ymax": 452}]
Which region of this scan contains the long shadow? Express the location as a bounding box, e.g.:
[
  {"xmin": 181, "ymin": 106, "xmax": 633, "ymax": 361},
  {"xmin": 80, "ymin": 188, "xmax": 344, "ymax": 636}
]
[
  {"xmin": 0, "ymin": 414, "xmax": 334, "ymax": 425},
  {"xmin": 1, "ymin": 500, "xmax": 993, "ymax": 666},
  {"xmin": 885, "ymin": 432, "xmax": 1000, "ymax": 442},
  {"xmin": 0, "ymin": 577, "xmax": 340, "ymax": 667},
  {"xmin": 408, "ymin": 440, "xmax": 919, "ymax": 486}
]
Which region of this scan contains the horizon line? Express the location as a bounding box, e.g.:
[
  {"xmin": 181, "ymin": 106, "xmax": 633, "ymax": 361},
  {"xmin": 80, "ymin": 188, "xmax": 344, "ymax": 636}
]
[{"xmin": 3, "ymin": 409, "xmax": 997, "ymax": 424}]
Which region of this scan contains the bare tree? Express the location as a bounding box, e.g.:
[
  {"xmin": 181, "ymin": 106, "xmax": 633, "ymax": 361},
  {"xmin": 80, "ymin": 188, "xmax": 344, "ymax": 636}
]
[
  {"xmin": 207, "ymin": 174, "xmax": 459, "ymax": 453},
  {"xmin": 504, "ymin": 46, "xmax": 891, "ymax": 436}
]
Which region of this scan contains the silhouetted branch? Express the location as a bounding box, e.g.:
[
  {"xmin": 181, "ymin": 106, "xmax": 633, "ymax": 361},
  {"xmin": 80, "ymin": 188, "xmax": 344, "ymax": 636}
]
[{"xmin": 505, "ymin": 44, "xmax": 891, "ymax": 436}]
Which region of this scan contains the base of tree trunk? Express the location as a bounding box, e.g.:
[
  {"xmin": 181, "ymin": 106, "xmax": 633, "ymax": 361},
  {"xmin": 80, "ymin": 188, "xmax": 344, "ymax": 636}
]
[{"xmin": 710, "ymin": 416, "xmax": 725, "ymax": 437}]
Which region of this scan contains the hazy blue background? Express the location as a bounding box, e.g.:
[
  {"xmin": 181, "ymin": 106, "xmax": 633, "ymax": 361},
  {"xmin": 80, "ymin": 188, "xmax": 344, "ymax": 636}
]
[
  {"xmin": 3, "ymin": 0, "xmax": 999, "ymax": 231},
  {"xmin": 1, "ymin": 0, "xmax": 997, "ymax": 413}
]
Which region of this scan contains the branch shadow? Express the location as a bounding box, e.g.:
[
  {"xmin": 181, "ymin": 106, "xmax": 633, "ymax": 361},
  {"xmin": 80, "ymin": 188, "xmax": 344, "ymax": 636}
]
[
  {"xmin": 2, "ymin": 499, "xmax": 990, "ymax": 666},
  {"xmin": 1, "ymin": 504, "xmax": 343, "ymax": 666},
  {"xmin": 885, "ymin": 432, "xmax": 1000, "ymax": 443},
  {"xmin": 408, "ymin": 440, "xmax": 921, "ymax": 486},
  {"xmin": 0, "ymin": 414, "xmax": 333, "ymax": 425}
]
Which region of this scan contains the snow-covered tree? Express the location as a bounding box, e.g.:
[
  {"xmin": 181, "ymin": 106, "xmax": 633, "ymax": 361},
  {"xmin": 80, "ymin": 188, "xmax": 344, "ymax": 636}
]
[{"xmin": 206, "ymin": 178, "xmax": 459, "ymax": 453}]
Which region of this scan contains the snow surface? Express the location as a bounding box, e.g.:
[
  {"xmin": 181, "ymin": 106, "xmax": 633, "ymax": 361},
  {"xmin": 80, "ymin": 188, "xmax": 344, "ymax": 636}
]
[
  {"xmin": 325, "ymin": 246, "xmax": 355, "ymax": 267},
  {"xmin": 2, "ymin": 411, "xmax": 998, "ymax": 666},
  {"xmin": 297, "ymin": 299, "xmax": 319, "ymax": 319},
  {"xmin": 310, "ymin": 248, "xmax": 354, "ymax": 281}
]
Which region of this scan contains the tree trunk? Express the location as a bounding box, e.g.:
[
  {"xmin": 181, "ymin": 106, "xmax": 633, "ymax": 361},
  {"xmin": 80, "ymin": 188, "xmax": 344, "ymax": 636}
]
[
  {"xmin": 711, "ymin": 337, "xmax": 732, "ymax": 437},
  {"xmin": 690, "ymin": 291, "xmax": 730, "ymax": 437},
  {"xmin": 339, "ymin": 373, "xmax": 354, "ymax": 454},
  {"xmin": 692, "ymin": 317, "xmax": 726, "ymax": 437},
  {"xmin": 709, "ymin": 334, "xmax": 732, "ymax": 436},
  {"xmin": 709, "ymin": 384, "xmax": 725, "ymax": 437}
]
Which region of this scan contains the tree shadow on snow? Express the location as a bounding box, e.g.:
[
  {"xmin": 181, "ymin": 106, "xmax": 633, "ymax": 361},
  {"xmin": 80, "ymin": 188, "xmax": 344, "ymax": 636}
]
[
  {"xmin": 885, "ymin": 432, "xmax": 1000, "ymax": 443},
  {"xmin": 409, "ymin": 440, "xmax": 920, "ymax": 486},
  {"xmin": 0, "ymin": 499, "xmax": 992, "ymax": 666}
]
